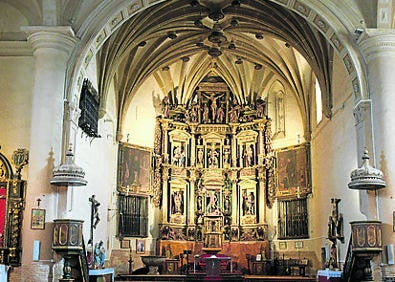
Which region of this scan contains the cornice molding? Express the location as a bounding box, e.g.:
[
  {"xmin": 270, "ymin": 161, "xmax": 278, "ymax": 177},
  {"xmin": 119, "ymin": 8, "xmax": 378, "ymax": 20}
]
[
  {"xmin": 0, "ymin": 41, "xmax": 33, "ymax": 56},
  {"xmin": 21, "ymin": 26, "xmax": 78, "ymax": 57}
]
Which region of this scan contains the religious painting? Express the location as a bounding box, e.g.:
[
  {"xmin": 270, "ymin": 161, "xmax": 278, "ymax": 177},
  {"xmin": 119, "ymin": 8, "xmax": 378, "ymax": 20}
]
[
  {"xmin": 117, "ymin": 142, "xmax": 152, "ymax": 193},
  {"xmin": 136, "ymin": 239, "xmax": 145, "ymax": 254},
  {"xmin": 276, "ymin": 144, "xmax": 311, "ymax": 199},
  {"xmin": 31, "ymin": 208, "xmax": 45, "ymax": 230},
  {"xmin": 170, "ymin": 190, "xmax": 184, "ymax": 215},
  {"xmin": 121, "ymin": 239, "xmax": 130, "ymax": 249}
]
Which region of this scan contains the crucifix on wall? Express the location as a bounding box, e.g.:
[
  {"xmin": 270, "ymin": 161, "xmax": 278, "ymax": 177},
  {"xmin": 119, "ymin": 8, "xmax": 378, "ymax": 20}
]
[{"xmin": 89, "ymin": 195, "xmax": 101, "ymax": 242}]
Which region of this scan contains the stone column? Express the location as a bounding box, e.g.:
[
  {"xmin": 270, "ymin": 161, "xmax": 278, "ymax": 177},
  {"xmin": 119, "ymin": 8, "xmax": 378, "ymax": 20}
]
[
  {"xmin": 20, "ymin": 26, "xmax": 77, "ymax": 265},
  {"xmin": 359, "ymin": 30, "xmax": 395, "ymax": 243},
  {"xmin": 352, "ymin": 100, "xmax": 377, "ymax": 219}
]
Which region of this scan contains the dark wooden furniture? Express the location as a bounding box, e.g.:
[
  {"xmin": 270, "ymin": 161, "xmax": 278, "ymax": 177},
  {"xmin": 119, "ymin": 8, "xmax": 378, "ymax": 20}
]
[
  {"xmin": 251, "ymin": 260, "xmax": 270, "ymax": 275},
  {"xmin": 163, "ymin": 259, "xmax": 179, "ymax": 274}
]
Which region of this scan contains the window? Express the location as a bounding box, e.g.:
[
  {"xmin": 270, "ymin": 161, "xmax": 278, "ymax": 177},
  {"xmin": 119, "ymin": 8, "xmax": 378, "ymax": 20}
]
[
  {"xmin": 118, "ymin": 194, "xmax": 148, "ymax": 237},
  {"xmin": 278, "ymin": 198, "xmax": 308, "ymax": 239},
  {"xmin": 315, "ymin": 78, "xmax": 322, "ymax": 124}
]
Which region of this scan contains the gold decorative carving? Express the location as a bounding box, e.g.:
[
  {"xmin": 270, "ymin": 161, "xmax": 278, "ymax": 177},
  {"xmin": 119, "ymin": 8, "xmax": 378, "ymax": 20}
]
[
  {"xmin": 155, "ymin": 78, "xmax": 275, "ymax": 245},
  {"xmin": 0, "ymin": 147, "xmax": 27, "ymax": 266}
]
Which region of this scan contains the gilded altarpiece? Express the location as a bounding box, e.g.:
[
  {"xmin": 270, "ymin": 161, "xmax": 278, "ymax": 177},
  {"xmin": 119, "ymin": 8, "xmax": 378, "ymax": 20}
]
[
  {"xmin": 0, "ymin": 148, "xmax": 28, "ymax": 266},
  {"xmin": 152, "ymin": 78, "xmax": 275, "ymax": 261}
]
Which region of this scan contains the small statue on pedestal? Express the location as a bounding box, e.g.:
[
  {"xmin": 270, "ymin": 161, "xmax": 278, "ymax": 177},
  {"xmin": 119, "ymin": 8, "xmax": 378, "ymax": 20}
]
[{"xmin": 325, "ymin": 198, "xmax": 344, "ymax": 269}]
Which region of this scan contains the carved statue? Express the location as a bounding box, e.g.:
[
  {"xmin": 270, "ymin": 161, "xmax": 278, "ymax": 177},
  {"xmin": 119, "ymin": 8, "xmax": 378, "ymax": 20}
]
[
  {"xmin": 255, "ymin": 97, "xmax": 267, "ymax": 118},
  {"xmin": 328, "ymin": 198, "xmax": 344, "ymax": 243},
  {"xmin": 161, "ymin": 96, "xmax": 170, "ymax": 118},
  {"xmin": 206, "ymin": 192, "xmax": 219, "ymax": 215},
  {"xmin": 89, "ymin": 195, "xmax": 101, "ymax": 229}
]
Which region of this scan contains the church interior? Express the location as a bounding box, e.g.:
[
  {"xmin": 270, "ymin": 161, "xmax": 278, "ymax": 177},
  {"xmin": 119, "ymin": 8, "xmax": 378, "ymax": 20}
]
[{"xmin": 0, "ymin": 0, "xmax": 395, "ymax": 281}]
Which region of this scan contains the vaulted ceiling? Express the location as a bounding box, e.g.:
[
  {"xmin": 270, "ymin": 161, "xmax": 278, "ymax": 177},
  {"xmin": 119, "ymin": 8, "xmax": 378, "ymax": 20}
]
[
  {"xmin": 0, "ymin": 0, "xmax": 380, "ymax": 136},
  {"xmin": 97, "ymin": 0, "xmax": 333, "ymax": 135}
]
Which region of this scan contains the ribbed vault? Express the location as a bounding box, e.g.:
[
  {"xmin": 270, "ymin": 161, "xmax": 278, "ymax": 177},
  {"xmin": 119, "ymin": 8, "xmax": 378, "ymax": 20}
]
[{"xmin": 97, "ymin": 0, "xmax": 333, "ymax": 138}]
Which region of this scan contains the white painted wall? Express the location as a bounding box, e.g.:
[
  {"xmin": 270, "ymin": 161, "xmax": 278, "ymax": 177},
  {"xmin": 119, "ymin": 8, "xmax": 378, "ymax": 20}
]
[{"xmin": 0, "ymin": 55, "xmax": 34, "ymax": 168}]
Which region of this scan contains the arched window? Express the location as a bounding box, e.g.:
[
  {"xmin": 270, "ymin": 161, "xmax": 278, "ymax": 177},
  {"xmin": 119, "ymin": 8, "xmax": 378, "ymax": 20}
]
[
  {"xmin": 268, "ymin": 81, "xmax": 286, "ymax": 138},
  {"xmin": 315, "ymin": 78, "xmax": 323, "ymax": 124}
]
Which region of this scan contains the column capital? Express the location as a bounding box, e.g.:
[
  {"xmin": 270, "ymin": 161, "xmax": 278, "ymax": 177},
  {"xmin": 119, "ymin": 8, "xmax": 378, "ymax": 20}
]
[
  {"xmin": 359, "ymin": 29, "xmax": 395, "ymax": 62},
  {"xmin": 353, "ymin": 99, "xmax": 372, "ymax": 126},
  {"xmin": 21, "ymin": 26, "xmax": 77, "ymax": 57}
]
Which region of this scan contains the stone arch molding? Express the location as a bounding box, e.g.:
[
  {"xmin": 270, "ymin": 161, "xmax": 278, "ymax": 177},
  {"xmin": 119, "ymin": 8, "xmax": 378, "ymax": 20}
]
[{"xmin": 65, "ymin": 0, "xmax": 368, "ymax": 109}]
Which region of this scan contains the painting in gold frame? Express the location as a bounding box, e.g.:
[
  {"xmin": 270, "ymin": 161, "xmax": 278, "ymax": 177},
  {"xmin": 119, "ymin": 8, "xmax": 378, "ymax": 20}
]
[
  {"xmin": 276, "ymin": 143, "xmax": 311, "ymax": 199},
  {"xmin": 136, "ymin": 239, "xmax": 145, "ymax": 254},
  {"xmin": 117, "ymin": 142, "xmax": 152, "ymax": 193},
  {"xmin": 31, "ymin": 208, "xmax": 45, "ymax": 230}
]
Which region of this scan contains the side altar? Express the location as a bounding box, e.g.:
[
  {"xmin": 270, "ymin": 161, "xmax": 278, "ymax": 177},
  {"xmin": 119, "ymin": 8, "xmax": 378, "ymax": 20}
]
[{"xmin": 150, "ymin": 77, "xmax": 275, "ymax": 268}]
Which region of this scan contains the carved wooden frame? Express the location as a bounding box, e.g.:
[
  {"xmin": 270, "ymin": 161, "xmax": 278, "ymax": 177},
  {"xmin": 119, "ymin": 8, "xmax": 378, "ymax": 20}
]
[{"xmin": 275, "ymin": 143, "xmax": 311, "ymax": 199}]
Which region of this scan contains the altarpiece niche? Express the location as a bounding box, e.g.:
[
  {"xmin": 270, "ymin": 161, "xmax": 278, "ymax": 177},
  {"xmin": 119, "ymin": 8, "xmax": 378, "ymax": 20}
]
[{"xmin": 152, "ymin": 77, "xmax": 276, "ymax": 252}]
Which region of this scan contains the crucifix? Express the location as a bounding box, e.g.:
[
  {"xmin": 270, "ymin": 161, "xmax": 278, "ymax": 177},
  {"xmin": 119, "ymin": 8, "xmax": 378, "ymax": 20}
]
[
  {"xmin": 36, "ymin": 198, "xmax": 41, "ymax": 208},
  {"xmin": 89, "ymin": 195, "xmax": 101, "ymax": 242}
]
